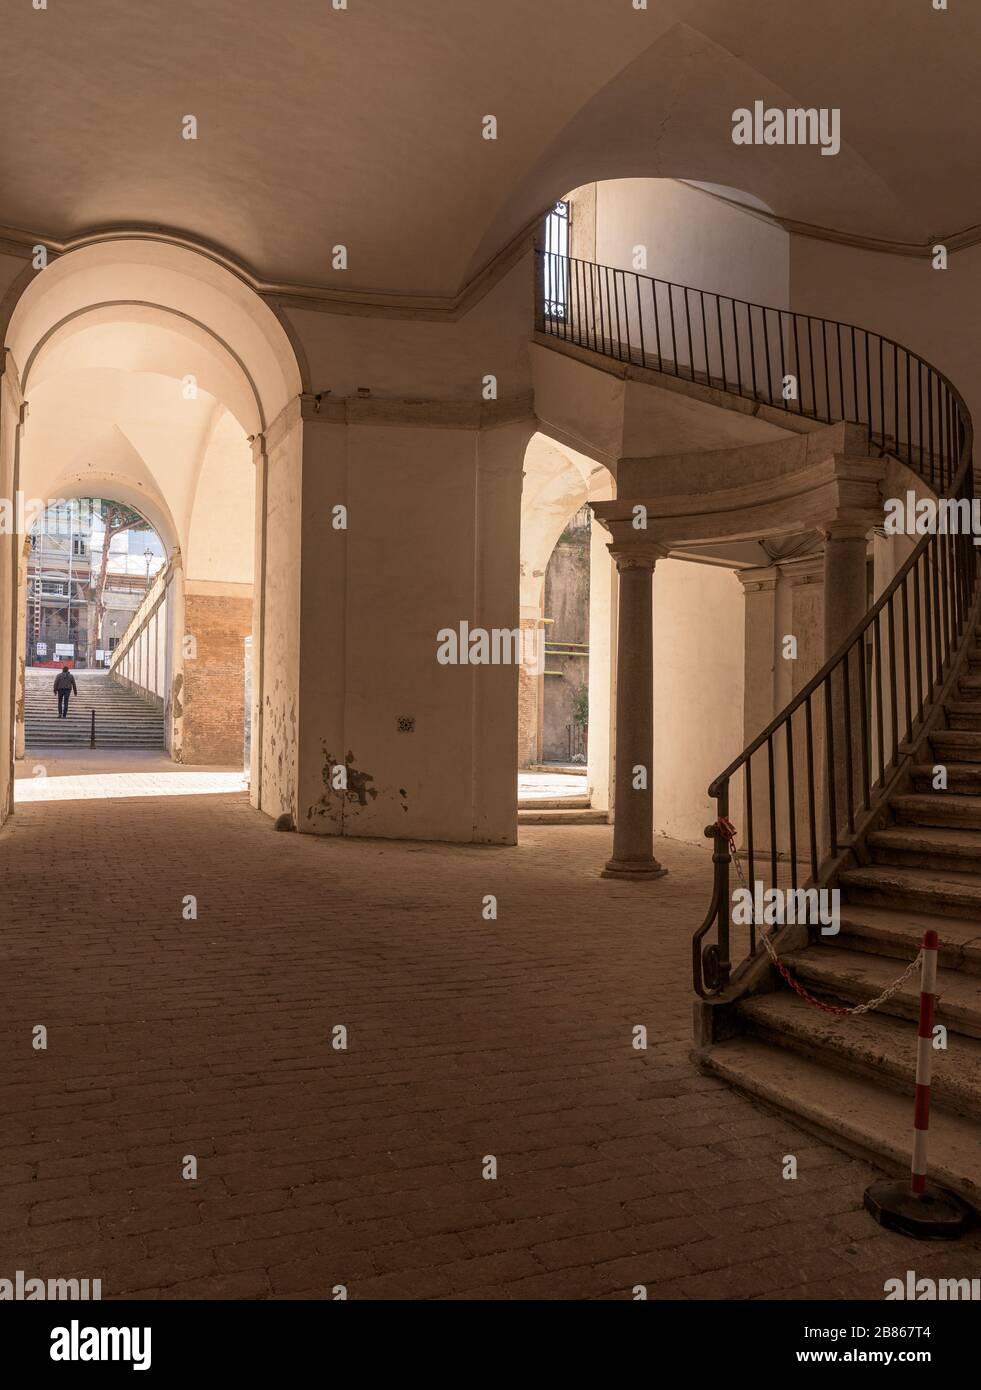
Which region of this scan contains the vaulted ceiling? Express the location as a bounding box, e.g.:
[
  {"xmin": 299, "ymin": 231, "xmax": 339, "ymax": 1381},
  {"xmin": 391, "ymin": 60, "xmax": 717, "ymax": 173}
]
[{"xmin": 3, "ymin": 0, "xmax": 978, "ymax": 298}]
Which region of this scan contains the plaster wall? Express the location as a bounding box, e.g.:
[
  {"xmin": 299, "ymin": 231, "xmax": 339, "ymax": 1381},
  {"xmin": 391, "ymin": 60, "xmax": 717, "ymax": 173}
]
[
  {"xmin": 293, "ymin": 416, "xmax": 527, "ymax": 844},
  {"xmin": 591, "ymin": 180, "xmax": 790, "ymax": 311},
  {"xmin": 652, "ymin": 558, "xmax": 744, "ymax": 845},
  {"xmin": 255, "ymin": 408, "xmax": 302, "ymax": 820},
  {"xmin": 0, "ymin": 367, "xmax": 20, "ymax": 825},
  {"xmin": 284, "ymin": 253, "xmax": 535, "ymax": 404}
]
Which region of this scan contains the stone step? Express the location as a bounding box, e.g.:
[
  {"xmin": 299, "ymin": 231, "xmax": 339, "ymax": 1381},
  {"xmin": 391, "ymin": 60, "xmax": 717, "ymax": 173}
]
[
  {"xmin": 835, "ymin": 903, "xmax": 981, "ymax": 975},
  {"xmin": 912, "ymin": 762, "xmax": 981, "ymax": 794},
  {"xmin": 957, "ymin": 674, "xmax": 981, "ymax": 698},
  {"xmin": 778, "ymin": 944, "xmax": 981, "ymax": 1036},
  {"xmin": 868, "ymin": 823, "xmax": 981, "ymax": 873},
  {"xmin": 929, "ymin": 731, "xmax": 981, "ymax": 763},
  {"xmin": 516, "ymin": 796, "xmax": 591, "ymax": 810},
  {"xmin": 891, "ymin": 792, "xmax": 981, "ymax": 829},
  {"xmin": 699, "ymin": 1037, "xmax": 981, "ymax": 1212},
  {"xmin": 738, "ymin": 991, "xmax": 981, "ymax": 1120},
  {"xmin": 946, "ymin": 703, "xmax": 981, "ymax": 730},
  {"xmin": 841, "ymin": 863, "xmax": 981, "ymax": 920},
  {"xmin": 517, "ymin": 807, "xmax": 607, "ymax": 825}
]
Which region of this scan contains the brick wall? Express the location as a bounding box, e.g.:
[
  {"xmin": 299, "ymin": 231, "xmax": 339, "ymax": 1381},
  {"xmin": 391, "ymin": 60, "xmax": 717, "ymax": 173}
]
[{"xmin": 182, "ymin": 593, "xmax": 251, "ymax": 765}]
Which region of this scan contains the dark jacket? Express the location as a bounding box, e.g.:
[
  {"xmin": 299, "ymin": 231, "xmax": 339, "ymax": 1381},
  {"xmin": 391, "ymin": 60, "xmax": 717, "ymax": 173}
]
[{"xmin": 53, "ymin": 671, "xmax": 77, "ymax": 695}]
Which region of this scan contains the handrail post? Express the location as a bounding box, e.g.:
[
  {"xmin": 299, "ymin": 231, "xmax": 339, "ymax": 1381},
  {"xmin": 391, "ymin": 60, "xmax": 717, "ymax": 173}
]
[
  {"xmin": 715, "ymin": 784, "xmax": 732, "ymax": 990},
  {"xmin": 90, "ymin": 707, "xmax": 96, "ymax": 749}
]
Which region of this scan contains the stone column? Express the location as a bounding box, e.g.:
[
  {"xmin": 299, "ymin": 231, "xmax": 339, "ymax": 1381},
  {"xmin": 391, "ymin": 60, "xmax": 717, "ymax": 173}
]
[
  {"xmin": 822, "ymin": 523, "xmax": 869, "ymax": 657},
  {"xmin": 602, "ymin": 540, "xmax": 667, "ymax": 881},
  {"xmin": 516, "ymin": 608, "xmax": 542, "ymax": 768}
]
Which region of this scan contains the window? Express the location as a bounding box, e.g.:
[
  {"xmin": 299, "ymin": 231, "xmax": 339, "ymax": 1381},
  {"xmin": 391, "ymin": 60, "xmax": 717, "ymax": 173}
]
[{"xmin": 543, "ymin": 200, "xmax": 570, "ymax": 319}]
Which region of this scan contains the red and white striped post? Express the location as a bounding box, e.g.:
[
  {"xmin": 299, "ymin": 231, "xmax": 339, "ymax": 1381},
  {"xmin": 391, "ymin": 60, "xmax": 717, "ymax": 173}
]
[
  {"xmin": 911, "ymin": 928, "xmax": 939, "ymax": 1197},
  {"xmin": 865, "ymin": 927, "xmax": 972, "ymax": 1239}
]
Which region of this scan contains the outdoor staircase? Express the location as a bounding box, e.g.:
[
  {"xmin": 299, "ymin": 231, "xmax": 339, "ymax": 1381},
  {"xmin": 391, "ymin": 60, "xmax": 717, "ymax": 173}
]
[
  {"xmin": 23, "ymin": 669, "xmax": 165, "ymax": 749},
  {"xmin": 517, "ymin": 793, "xmax": 607, "ymax": 826},
  {"xmin": 702, "ymin": 621, "xmax": 981, "ymax": 1212}
]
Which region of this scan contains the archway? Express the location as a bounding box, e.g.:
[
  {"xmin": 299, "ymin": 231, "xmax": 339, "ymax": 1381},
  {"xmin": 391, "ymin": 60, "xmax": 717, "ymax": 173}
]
[
  {"xmin": 518, "ymin": 429, "xmax": 616, "ymax": 822},
  {"xmin": 0, "ymin": 236, "xmax": 304, "ymax": 823}
]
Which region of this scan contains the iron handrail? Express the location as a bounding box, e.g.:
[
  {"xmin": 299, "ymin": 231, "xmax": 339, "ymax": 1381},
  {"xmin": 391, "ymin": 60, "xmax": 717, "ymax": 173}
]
[
  {"xmin": 532, "ymin": 248, "xmax": 976, "ymax": 998},
  {"xmin": 536, "ymin": 248, "xmax": 962, "ymax": 489}
]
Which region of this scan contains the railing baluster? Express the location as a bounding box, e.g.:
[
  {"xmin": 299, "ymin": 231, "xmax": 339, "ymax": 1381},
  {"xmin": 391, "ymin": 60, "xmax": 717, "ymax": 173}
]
[
  {"xmin": 669, "ymin": 283, "xmax": 679, "ymax": 374},
  {"xmin": 857, "ymin": 635, "xmax": 871, "ymax": 811},
  {"xmin": 804, "ymin": 695, "xmax": 818, "ymax": 879},
  {"xmin": 824, "ymin": 677, "xmax": 838, "ymax": 854},
  {"xmin": 779, "ymin": 310, "xmax": 789, "ymax": 413},
  {"xmin": 841, "ymin": 655, "xmax": 855, "ymax": 833},
  {"xmin": 913, "ymin": 554, "xmax": 925, "ymax": 723},
  {"xmin": 879, "ymin": 337, "xmax": 885, "ymax": 450},
  {"xmin": 873, "ymin": 611, "xmax": 885, "ymax": 785},
  {"xmin": 785, "ymin": 717, "xmax": 798, "ymax": 891},
  {"xmin": 886, "ymin": 595, "xmax": 899, "ymax": 770},
  {"xmin": 767, "ymin": 735, "xmax": 777, "ymax": 887},
  {"xmin": 901, "ymin": 576, "xmax": 913, "ymax": 744},
  {"xmin": 634, "ymin": 271, "xmax": 646, "ymax": 366},
  {"xmin": 684, "ymin": 286, "xmax": 695, "ymax": 381}
]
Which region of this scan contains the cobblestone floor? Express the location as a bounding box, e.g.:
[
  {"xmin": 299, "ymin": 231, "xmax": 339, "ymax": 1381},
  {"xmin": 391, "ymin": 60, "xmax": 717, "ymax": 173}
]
[{"xmin": 2, "ymin": 791, "xmax": 979, "ymax": 1300}]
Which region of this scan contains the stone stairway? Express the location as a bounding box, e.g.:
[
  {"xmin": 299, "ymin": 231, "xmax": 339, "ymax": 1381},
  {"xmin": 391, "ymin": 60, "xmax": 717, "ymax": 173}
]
[
  {"xmin": 702, "ymin": 632, "xmax": 981, "ymax": 1212},
  {"xmin": 24, "ymin": 669, "xmax": 165, "ymax": 749},
  {"xmin": 517, "ymin": 793, "xmax": 608, "ymax": 826}
]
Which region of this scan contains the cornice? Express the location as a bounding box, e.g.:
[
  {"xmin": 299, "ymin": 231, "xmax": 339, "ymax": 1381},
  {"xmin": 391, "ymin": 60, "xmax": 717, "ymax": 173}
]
[
  {"xmin": 0, "ymin": 215, "xmax": 540, "ymax": 322},
  {"xmin": 298, "ymin": 390, "xmax": 536, "ymax": 431},
  {"xmin": 679, "ymin": 181, "xmax": 981, "ymax": 258}
]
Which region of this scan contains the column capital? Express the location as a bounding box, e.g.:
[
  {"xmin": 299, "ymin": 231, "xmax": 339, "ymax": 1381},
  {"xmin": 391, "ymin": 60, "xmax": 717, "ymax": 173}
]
[
  {"xmin": 819, "ymin": 519, "xmax": 872, "ymax": 543},
  {"xmin": 736, "ymin": 564, "xmax": 778, "ymax": 594},
  {"xmin": 607, "ymin": 543, "xmax": 667, "ymax": 572}
]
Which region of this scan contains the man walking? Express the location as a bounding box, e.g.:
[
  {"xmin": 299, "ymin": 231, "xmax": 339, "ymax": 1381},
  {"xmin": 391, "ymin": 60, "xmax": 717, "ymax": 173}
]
[{"xmin": 53, "ymin": 664, "xmax": 77, "ymax": 719}]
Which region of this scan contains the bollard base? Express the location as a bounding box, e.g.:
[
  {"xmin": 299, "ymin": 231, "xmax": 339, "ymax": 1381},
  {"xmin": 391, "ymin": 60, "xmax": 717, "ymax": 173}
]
[{"xmin": 864, "ymin": 1180, "xmax": 973, "ymax": 1240}]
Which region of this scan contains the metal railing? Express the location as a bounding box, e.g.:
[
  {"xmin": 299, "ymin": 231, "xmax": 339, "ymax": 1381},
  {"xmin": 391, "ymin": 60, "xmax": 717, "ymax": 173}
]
[
  {"xmin": 532, "ymin": 250, "xmax": 977, "ymax": 999},
  {"xmin": 536, "ymin": 249, "xmax": 961, "ymax": 489},
  {"xmin": 692, "ymin": 464, "xmax": 977, "ymax": 998}
]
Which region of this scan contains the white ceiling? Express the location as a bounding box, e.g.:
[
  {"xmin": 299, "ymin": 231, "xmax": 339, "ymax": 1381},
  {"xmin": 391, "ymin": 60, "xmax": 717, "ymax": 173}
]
[{"xmin": 2, "ymin": 1, "xmax": 978, "ymax": 297}]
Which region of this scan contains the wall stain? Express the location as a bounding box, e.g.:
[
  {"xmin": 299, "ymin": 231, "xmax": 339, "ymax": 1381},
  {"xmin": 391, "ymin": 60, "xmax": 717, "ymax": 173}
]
[{"xmin": 309, "ymin": 746, "xmax": 380, "ymax": 831}]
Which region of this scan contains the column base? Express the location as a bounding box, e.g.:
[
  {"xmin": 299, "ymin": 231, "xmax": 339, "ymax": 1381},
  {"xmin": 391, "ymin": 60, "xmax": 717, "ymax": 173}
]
[{"xmin": 601, "ymin": 857, "xmax": 668, "ymax": 881}]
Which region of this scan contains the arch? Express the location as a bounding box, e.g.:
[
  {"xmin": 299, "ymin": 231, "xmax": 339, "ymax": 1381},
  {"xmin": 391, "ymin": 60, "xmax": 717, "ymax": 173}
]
[
  {"xmin": 21, "ymin": 304, "xmax": 265, "ymax": 437},
  {"xmin": 4, "ymin": 237, "xmax": 304, "ymax": 433},
  {"xmin": 30, "ymin": 474, "xmax": 179, "ymax": 561}
]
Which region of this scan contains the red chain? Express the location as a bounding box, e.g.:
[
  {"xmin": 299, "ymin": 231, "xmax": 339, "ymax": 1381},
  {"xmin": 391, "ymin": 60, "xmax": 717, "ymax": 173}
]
[{"xmin": 714, "ymin": 818, "xmax": 852, "ymax": 1016}]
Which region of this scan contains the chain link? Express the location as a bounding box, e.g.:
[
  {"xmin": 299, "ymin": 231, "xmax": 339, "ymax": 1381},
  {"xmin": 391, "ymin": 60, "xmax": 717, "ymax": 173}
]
[{"xmin": 719, "ymin": 820, "xmax": 922, "ymax": 1017}]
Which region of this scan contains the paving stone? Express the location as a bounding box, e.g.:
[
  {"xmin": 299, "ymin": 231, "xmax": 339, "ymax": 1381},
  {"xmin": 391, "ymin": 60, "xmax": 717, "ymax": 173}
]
[{"xmin": 3, "ymin": 799, "xmax": 980, "ymax": 1298}]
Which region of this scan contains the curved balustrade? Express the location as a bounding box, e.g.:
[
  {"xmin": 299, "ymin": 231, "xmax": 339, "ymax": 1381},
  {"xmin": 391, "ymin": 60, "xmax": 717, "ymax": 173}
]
[
  {"xmin": 536, "ymin": 249, "xmax": 960, "ymax": 490},
  {"xmin": 533, "ymin": 249, "xmax": 977, "ymax": 998}
]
